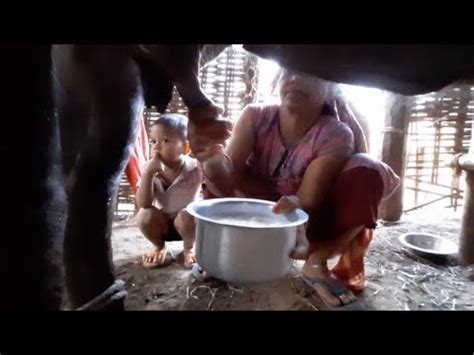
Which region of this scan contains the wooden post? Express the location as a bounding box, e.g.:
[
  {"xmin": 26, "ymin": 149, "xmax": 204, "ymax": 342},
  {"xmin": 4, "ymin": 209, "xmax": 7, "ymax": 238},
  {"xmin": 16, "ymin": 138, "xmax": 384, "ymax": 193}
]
[
  {"xmin": 451, "ymin": 88, "xmax": 470, "ymax": 210},
  {"xmin": 459, "ymin": 169, "xmax": 474, "ymax": 265},
  {"xmin": 447, "ymin": 88, "xmax": 474, "ymax": 266},
  {"xmin": 379, "ymin": 93, "xmax": 411, "ymax": 221},
  {"xmin": 457, "ymin": 115, "xmax": 474, "ymax": 265}
]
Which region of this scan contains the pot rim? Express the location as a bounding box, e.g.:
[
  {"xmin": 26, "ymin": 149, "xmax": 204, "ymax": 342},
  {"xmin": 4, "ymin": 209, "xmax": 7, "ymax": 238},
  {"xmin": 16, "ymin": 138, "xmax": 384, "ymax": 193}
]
[{"xmin": 187, "ymin": 197, "xmax": 309, "ymax": 229}]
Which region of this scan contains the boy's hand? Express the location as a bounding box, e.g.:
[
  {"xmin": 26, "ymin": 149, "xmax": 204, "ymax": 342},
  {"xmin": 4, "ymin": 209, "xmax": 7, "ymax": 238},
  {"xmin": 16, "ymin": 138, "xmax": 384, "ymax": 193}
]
[
  {"xmin": 272, "ymin": 195, "xmax": 302, "ymax": 214},
  {"xmin": 144, "ymin": 155, "xmax": 163, "ymax": 175}
]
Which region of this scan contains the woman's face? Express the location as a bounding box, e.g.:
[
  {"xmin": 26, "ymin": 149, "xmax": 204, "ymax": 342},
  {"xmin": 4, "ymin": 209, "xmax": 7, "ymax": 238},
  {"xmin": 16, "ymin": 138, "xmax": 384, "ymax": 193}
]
[{"xmin": 277, "ymin": 69, "xmax": 328, "ymax": 109}]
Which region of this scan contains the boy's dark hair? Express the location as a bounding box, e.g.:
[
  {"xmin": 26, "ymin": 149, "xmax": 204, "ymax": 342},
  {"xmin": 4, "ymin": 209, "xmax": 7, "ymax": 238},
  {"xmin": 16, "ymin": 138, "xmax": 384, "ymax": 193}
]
[{"xmin": 152, "ymin": 113, "xmax": 188, "ymax": 139}]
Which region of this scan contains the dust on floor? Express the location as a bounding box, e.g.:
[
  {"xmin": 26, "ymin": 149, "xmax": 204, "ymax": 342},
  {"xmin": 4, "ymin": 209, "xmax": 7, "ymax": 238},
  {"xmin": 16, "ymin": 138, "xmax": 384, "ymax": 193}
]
[{"xmin": 111, "ymin": 208, "xmax": 474, "ymax": 310}]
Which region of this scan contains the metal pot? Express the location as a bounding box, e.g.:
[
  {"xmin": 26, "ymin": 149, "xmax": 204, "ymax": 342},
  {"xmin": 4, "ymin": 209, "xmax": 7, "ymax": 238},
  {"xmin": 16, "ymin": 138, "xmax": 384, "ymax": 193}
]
[
  {"xmin": 187, "ymin": 198, "xmax": 308, "ymax": 284},
  {"xmin": 398, "ymin": 233, "xmax": 458, "ymax": 259}
]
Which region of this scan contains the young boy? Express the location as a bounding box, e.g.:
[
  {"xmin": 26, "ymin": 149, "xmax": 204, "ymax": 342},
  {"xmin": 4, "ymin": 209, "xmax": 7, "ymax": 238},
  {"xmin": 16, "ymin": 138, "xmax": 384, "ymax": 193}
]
[{"xmin": 136, "ymin": 114, "xmax": 202, "ymax": 269}]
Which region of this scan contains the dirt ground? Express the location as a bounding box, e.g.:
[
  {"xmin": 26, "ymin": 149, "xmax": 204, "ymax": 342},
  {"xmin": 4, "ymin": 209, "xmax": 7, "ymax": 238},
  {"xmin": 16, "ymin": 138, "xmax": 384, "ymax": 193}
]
[{"xmin": 111, "ymin": 207, "xmax": 474, "ymax": 310}]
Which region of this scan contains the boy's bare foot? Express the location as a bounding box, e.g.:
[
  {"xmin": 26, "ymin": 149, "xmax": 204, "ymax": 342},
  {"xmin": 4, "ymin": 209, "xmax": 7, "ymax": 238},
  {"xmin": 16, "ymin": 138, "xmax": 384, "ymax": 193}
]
[
  {"xmin": 183, "ymin": 248, "xmax": 196, "ymax": 269},
  {"xmin": 142, "ymin": 246, "xmax": 174, "ymax": 269},
  {"xmin": 302, "ymin": 263, "xmax": 356, "ymax": 307}
]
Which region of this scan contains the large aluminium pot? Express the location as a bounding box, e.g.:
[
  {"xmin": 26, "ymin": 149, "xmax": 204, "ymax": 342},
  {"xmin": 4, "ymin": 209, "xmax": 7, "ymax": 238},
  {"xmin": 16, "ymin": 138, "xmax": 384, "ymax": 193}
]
[{"xmin": 187, "ymin": 198, "xmax": 308, "ymax": 284}]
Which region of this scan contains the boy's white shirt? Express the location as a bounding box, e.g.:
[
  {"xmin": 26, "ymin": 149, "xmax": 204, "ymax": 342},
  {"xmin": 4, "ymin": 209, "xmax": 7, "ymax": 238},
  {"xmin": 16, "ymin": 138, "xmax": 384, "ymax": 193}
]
[{"xmin": 138, "ymin": 155, "xmax": 203, "ymax": 219}]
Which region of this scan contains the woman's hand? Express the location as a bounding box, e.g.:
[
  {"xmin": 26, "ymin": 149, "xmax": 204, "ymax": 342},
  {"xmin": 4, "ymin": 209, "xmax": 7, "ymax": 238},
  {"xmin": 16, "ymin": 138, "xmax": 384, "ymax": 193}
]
[
  {"xmin": 187, "ymin": 107, "xmax": 233, "ymax": 162},
  {"xmin": 273, "ymin": 196, "xmax": 308, "ymax": 259},
  {"xmin": 272, "ymin": 195, "xmax": 302, "ymax": 214},
  {"xmin": 202, "ymin": 145, "xmax": 235, "ymax": 196}
]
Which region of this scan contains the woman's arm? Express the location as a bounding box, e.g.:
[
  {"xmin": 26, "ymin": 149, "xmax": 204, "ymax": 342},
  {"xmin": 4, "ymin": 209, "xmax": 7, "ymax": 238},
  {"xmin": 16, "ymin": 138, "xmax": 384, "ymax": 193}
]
[
  {"xmin": 202, "ymin": 105, "xmax": 257, "ymax": 196},
  {"xmin": 272, "ymin": 151, "xmax": 351, "ymax": 215},
  {"xmin": 296, "ymin": 150, "xmax": 351, "ymax": 214}
]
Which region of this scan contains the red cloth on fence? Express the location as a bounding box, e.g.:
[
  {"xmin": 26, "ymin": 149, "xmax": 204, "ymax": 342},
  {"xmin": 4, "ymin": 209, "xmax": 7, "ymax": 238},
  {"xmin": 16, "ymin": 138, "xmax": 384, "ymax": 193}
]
[{"xmin": 125, "ymin": 118, "xmax": 149, "ymax": 193}]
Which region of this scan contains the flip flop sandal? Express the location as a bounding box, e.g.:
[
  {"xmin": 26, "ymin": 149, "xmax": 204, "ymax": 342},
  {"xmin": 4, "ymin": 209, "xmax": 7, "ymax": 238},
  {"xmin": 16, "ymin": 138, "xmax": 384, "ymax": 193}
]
[
  {"xmin": 143, "ymin": 246, "xmax": 175, "ymax": 269},
  {"xmin": 302, "ymin": 274, "xmax": 350, "ymax": 304}
]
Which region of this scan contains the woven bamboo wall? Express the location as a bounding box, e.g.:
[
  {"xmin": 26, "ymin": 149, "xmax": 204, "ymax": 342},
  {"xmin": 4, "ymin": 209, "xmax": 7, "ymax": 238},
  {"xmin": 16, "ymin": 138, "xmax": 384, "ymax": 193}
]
[{"xmin": 404, "ymin": 85, "xmax": 473, "ymax": 211}]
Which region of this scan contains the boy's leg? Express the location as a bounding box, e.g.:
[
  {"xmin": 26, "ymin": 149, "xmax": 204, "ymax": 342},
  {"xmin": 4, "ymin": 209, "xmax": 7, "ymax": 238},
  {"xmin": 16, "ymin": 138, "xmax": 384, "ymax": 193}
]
[
  {"xmin": 136, "ymin": 207, "xmax": 173, "ymax": 268},
  {"xmin": 174, "ymin": 209, "xmax": 196, "ymax": 268}
]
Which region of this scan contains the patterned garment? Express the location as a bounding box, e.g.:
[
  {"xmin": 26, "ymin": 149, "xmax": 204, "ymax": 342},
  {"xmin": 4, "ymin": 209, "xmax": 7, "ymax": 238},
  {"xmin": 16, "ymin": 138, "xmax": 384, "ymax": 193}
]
[
  {"xmin": 236, "ymin": 103, "xmax": 401, "ymax": 293},
  {"xmin": 239, "ymin": 103, "xmax": 400, "ymax": 200},
  {"xmin": 239, "ymin": 104, "xmax": 353, "ymax": 199}
]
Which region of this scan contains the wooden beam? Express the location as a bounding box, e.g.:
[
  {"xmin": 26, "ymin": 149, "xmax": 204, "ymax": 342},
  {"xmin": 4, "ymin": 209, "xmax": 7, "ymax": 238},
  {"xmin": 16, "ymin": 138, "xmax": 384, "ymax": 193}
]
[
  {"xmin": 459, "ymin": 171, "xmax": 474, "ymax": 265},
  {"xmin": 459, "ymin": 110, "xmax": 474, "ymax": 265},
  {"xmin": 379, "ymin": 94, "xmax": 411, "ymax": 221}
]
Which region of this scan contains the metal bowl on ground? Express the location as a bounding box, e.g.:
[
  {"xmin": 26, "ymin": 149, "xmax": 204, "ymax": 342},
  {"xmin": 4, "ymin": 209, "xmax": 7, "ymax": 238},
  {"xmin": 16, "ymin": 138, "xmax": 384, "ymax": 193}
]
[
  {"xmin": 398, "ymin": 233, "xmax": 458, "ymax": 259},
  {"xmin": 187, "ymin": 198, "xmax": 309, "ymax": 284}
]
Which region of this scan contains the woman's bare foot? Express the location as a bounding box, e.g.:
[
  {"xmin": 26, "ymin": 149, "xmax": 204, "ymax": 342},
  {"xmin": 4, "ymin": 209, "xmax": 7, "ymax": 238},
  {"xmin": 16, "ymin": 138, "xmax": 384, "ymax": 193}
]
[
  {"xmin": 290, "ymin": 233, "xmax": 309, "ymax": 260},
  {"xmin": 183, "ymin": 248, "xmax": 196, "ymax": 268},
  {"xmin": 302, "ymin": 263, "xmax": 356, "ymax": 307},
  {"xmin": 290, "ymin": 226, "xmax": 309, "ymax": 260},
  {"xmin": 142, "ymin": 246, "xmax": 174, "ymax": 269},
  {"xmin": 290, "ymin": 243, "xmax": 308, "ymax": 260}
]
